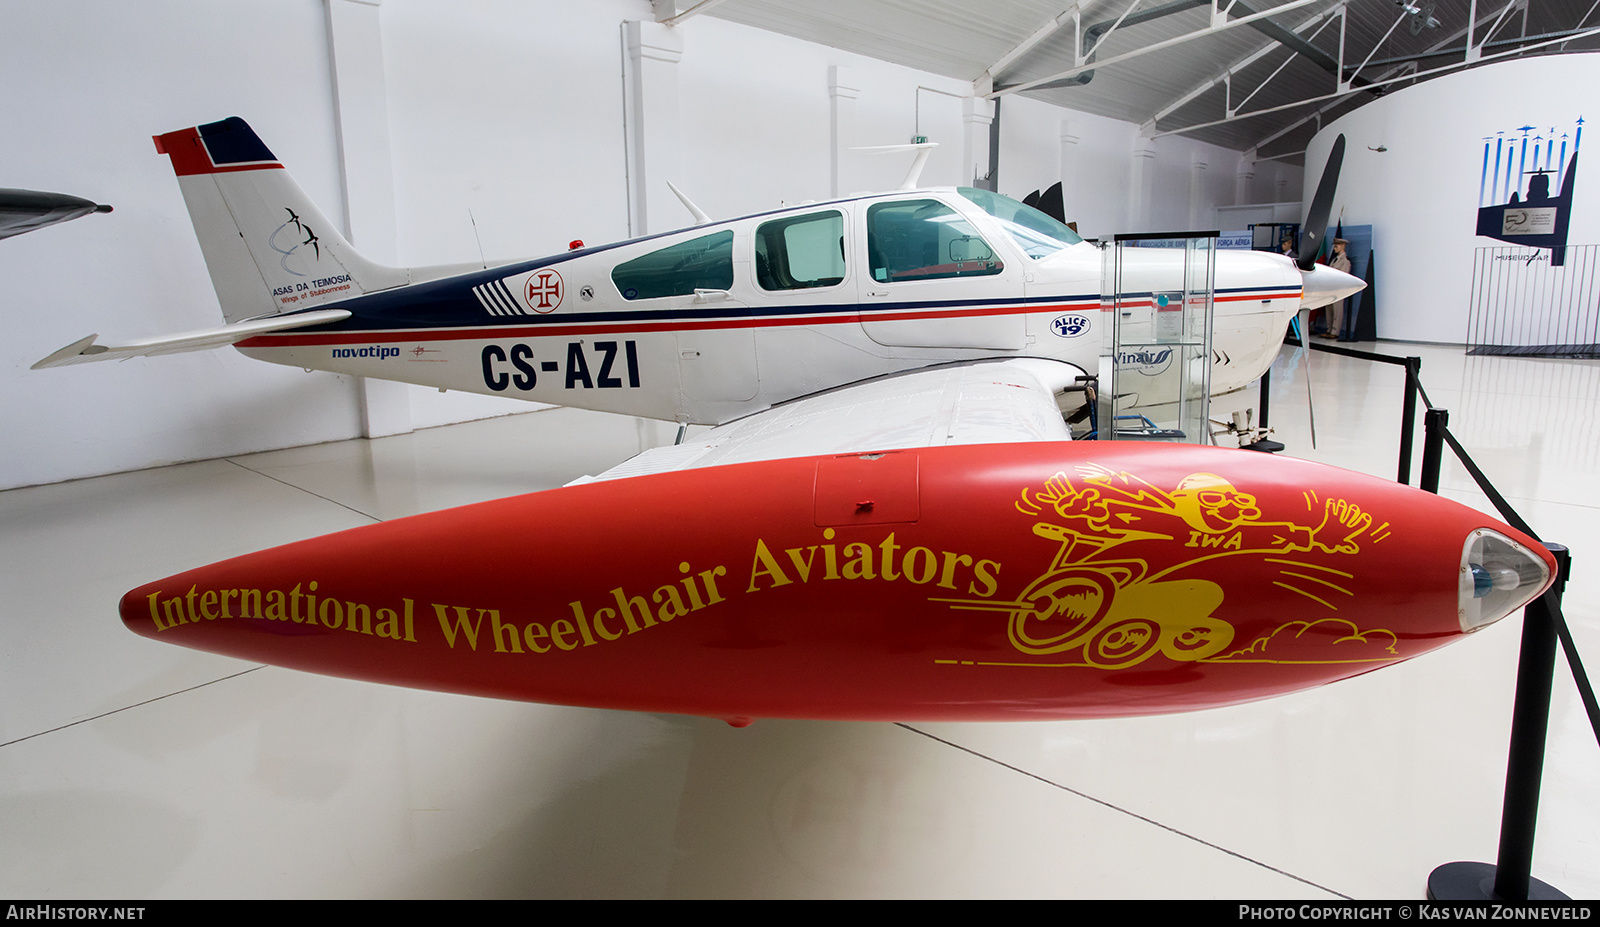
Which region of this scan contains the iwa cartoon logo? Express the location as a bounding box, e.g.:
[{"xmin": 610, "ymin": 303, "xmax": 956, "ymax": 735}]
[
  {"xmin": 931, "ymin": 464, "xmax": 1397, "ymax": 672},
  {"xmin": 1051, "ymin": 314, "xmax": 1091, "ymax": 338}
]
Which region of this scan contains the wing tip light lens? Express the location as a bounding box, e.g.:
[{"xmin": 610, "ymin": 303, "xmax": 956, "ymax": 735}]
[{"xmin": 1459, "ymin": 529, "xmax": 1553, "ymax": 633}]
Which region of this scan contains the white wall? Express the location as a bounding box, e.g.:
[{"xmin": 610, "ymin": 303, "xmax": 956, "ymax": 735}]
[
  {"xmin": 674, "ymin": 18, "xmax": 975, "ymax": 213},
  {"xmin": 381, "ymin": 1, "xmax": 635, "ymax": 264},
  {"xmin": 1304, "ymin": 54, "xmax": 1600, "ymax": 343},
  {"xmin": 1, "ymin": 0, "xmax": 364, "ymax": 490},
  {"xmin": 3, "ymin": 0, "xmax": 1302, "ymax": 490},
  {"xmin": 996, "ymin": 95, "xmax": 1300, "ymax": 239}
]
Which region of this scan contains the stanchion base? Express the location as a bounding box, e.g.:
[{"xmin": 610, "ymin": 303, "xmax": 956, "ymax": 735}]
[
  {"xmin": 1428, "ymin": 861, "xmax": 1569, "ymax": 900},
  {"xmin": 1242, "ymin": 439, "xmax": 1286, "ymax": 454}
]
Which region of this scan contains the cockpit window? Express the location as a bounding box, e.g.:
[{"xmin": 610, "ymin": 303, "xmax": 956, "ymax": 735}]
[
  {"xmin": 957, "ymin": 187, "xmax": 1083, "ymax": 259},
  {"xmin": 866, "ymin": 199, "xmax": 1004, "ymax": 283},
  {"xmin": 611, "ymin": 230, "xmax": 734, "ymax": 300},
  {"xmin": 755, "ymin": 211, "xmax": 845, "ymax": 291}
]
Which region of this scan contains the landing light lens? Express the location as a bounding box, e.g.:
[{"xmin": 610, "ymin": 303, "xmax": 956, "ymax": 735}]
[{"xmin": 1459, "ymin": 529, "xmax": 1551, "ymax": 632}]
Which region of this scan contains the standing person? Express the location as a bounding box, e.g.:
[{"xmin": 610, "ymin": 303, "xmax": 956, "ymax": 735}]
[{"xmin": 1324, "ymin": 238, "xmax": 1352, "ymax": 339}]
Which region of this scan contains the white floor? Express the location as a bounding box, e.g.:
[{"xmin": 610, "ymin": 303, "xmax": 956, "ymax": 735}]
[{"xmin": 3, "ymin": 342, "xmax": 1596, "ymax": 899}]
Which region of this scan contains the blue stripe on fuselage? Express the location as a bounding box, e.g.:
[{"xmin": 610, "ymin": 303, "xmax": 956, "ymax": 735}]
[
  {"xmin": 270, "ymin": 229, "xmax": 1295, "ymax": 336},
  {"xmin": 276, "ymin": 281, "xmax": 1294, "ymax": 334},
  {"xmin": 295, "ymin": 284, "xmax": 1107, "ymax": 333}
]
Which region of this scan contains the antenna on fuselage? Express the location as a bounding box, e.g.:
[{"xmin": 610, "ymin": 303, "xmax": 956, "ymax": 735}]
[
  {"xmin": 666, "ymin": 181, "xmax": 712, "ymax": 226},
  {"xmin": 849, "ymin": 142, "xmax": 940, "ymax": 191},
  {"xmin": 467, "ymin": 209, "xmax": 487, "ymax": 270}
]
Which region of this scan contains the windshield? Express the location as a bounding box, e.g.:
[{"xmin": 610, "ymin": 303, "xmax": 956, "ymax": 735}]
[{"xmin": 957, "ymin": 187, "xmax": 1083, "ymax": 259}]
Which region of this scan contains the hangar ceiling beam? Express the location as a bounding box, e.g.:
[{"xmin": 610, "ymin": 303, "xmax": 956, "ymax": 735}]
[
  {"xmin": 1140, "ymin": 6, "xmax": 1340, "ymax": 135},
  {"xmin": 1225, "ymin": 13, "xmax": 1339, "ymax": 115},
  {"xmin": 653, "ymin": 0, "xmax": 733, "ymax": 26},
  {"xmin": 989, "ymin": 0, "xmax": 1326, "ymax": 97},
  {"xmin": 1415, "ymin": 21, "xmax": 1597, "ymax": 62},
  {"xmin": 1346, "ymin": 8, "xmax": 1420, "ymax": 85},
  {"xmin": 984, "ymin": 4, "xmax": 1078, "ymax": 83},
  {"xmin": 1080, "ymin": 0, "xmax": 1155, "ymax": 64},
  {"xmin": 990, "ymin": 0, "xmax": 1212, "ymax": 92},
  {"xmin": 1150, "ymin": 23, "xmax": 1600, "ymax": 139},
  {"xmin": 1242, "ymin": 61, "xmax": 1411, "ymax": 152},
  {"xmin": 1227, "ymin": 0, "xmax": 1382, "ymax": 93},
  {"xmin": 1569, "ymin": 0, "xmax": 1600, "ymax": 41},
  {"xmin": 1473, "ymin": 0, "xmax": 1530, "ymax": 52},
  {"xmin": 1237, "ymin": 1, "xmax": 1524, "ymax": 154}
]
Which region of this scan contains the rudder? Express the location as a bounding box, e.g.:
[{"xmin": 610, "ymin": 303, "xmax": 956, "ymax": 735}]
[{"xmin": 154, "ymin": 117, "xmax": 406, "ymax": 323}]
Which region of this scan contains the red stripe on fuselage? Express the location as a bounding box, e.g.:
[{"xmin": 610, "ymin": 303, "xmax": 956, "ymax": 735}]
[
  {"xmin": 238, "ymin": 290, "xmax": 1302, "ymax": 349},
  {"xmin": 238, "ymin": 300, "xmax": 1109, "ymax": 348},
  {"xmin": 1102, "ymin": 290, "xmax": 1301, "ymax": 311},
  {"xmin": 1217, "ymin": 290, "xmax": 1301, "ymax": 303}
]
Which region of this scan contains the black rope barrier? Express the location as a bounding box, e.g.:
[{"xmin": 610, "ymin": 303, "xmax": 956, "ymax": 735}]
[
  {"xmin": 1286, "ymin": 336, "xmax": 1426, "ymax": 483},
  {"xmin": 1434, "ymin": 425, "xmax": 1600, "ymax": 752},
  {"xmin": 1281, "ymin": 339, "xmax": 1596, "ymax": 744},
  {"xmin": 1275, "ymin": 337, "xmax": 1596, "ymax": 899},
  {"xmin": 1285, "ymin": 335, "xmax": 1412, "ymax": 366}
]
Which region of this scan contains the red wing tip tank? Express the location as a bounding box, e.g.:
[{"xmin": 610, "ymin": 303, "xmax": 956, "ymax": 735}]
[{"xmin": 121, "ymin": 443, "xmax": 1555, "ymax": 722}]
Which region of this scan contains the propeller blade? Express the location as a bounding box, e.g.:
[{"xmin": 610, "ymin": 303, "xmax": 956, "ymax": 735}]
[
  {"xmin": 1293, "ymin": 310, "xmax": 1318, "ymax": 449},
  {"xmin": 0, "ymin": 188, "xmax": 113, "ymax": 240},
  {"xmin": 1297, "ymin": 134, "xmax": 1345, "ymax": 271},
  {"xmin": 1022, "ymin": 189, "xmax": 1042, "ymax": 209},
  {"xmin": 1038, "ymin": 182, "xmax": 1066, "ymax": 224}
]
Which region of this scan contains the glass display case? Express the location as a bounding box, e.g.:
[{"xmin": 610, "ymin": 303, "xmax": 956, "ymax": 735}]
[{"xmin": 1098, "ymin": 232, "xmax": 1218, "ymax": 443}]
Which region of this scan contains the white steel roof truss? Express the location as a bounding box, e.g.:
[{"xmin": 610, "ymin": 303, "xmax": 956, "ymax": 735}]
[
  {"xmin": 989, "ymin": 0, "xmax": 1326, "ymax": 97},
  {"xmin": 1348, "ymin": 7, "xmax": 1422, "ymax": 84},
  {"xmin": 1081, "ymin": 0, "xmax": 1152, "ymax": 64},
  {"xmin": 1242, "ymin": 0, "xmax": 1532, "ymax": 152},
  {"xmin": 655, "ymin": 0, "xmax": 734, "ymax": 26},
  {"xmin": 1153, "ymin": 21, "xmax": 1600, "ymax": 139},
  {"xmin": 1560, "ymin": 0, "xmax": 1600, "ymax": 49},
  {"xmin": 1228, "ymin": 11, "xmax": 1342, "ymax": 115},
  {"xmin": 986, "ymin": 4, "xmax": 1079, "ymax": 82},
  {"xmin": 1476, "ymin": 0, "xmax": 1531, "ymax": 49},
  {"xmin": 1140, "ymin": 5, "xmax": 1341, "ymax": 132}
]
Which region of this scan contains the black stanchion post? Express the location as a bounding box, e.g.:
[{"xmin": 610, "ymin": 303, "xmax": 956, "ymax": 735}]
[
  {"xmin": 1419, "ymin": 406, "xmax": 1447, "ymax": 494},
  {"xmin": 1259, "ymin": 368, "xmax": 1271, "ymax": 430},
  {"xmin": 1428, "ymin": 546, "xmax": 1571, "ymax": 901},
  {"xmin": 1398, "ymin": 356, "xmax": 1421, "ymax": 485},
  {"xmin": 1494, "ymin": 543, "xmax": 1570, "ymax": 900}
]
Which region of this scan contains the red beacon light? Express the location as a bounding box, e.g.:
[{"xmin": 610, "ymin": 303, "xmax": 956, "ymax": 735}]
[{"xmin": 568, "ymin": 240, "xmax": 584, "ymax": 251}]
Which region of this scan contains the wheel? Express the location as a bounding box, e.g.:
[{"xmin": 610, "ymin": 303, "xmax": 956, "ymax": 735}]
[
  {"xmin": 1083, "ymin": 618, "xmax": 1164, "ymax": 669},
  {"xmin": 1161, "ymin": 615, "xmax": 1235, "ymax": 662},
  {"xmin": 1008, "ymin": 570, "xmax": 1117, "ymax": 655}
]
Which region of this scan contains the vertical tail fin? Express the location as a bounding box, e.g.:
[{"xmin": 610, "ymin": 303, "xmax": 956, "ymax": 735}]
[{"xmin": 154, "ymin": 117, "xmax": 406, "ymax": 323}]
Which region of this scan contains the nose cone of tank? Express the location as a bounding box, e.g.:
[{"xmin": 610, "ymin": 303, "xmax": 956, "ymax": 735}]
[
  {"xmin": 1299, "ymin": 262, "xmax": 1365, "ymax": 309},
  {"xmin": 1460, "ymin": 529, "xmax": 1554, "ymax": 632}
]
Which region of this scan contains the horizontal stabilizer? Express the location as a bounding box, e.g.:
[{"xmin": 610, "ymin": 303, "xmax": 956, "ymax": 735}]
[{"xmin": 31, "ymin": 309, "xmax": 351, "ymax": 369}]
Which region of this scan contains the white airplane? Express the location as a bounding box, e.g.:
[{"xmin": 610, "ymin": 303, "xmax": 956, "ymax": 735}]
[
  {"xmin": 34, "ymin": 117, "xmax": 1361, "ymax": 440},
  {"xmin": 59, "ymin": 120, "xmax": 1563, "ymax": 725}
]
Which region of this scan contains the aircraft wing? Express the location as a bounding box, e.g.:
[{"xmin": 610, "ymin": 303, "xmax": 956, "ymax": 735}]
[
  {"xmin": 31, "ymin": 309, "xmax": 352, "ymax": 369},
  {"xmin": 578, "ymin": 358, "xmax": 1083, "ymax": 484}
]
